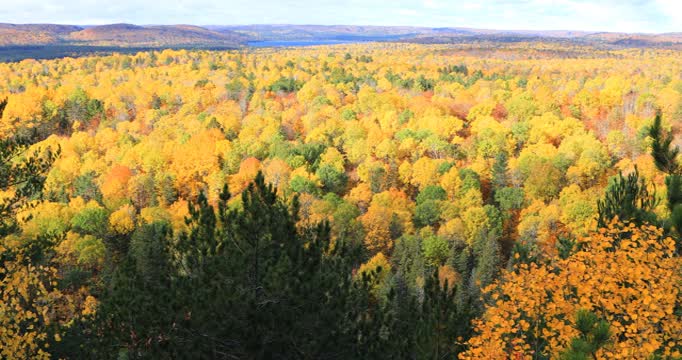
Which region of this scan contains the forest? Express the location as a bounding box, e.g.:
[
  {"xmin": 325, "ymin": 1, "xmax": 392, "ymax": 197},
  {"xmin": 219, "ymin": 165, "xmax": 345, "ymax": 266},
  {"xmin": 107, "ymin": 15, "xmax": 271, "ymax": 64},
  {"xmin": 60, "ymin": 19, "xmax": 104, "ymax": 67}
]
[{"xmin": 0, "ymin": 42, "xmax": 680, "ymax": 359}]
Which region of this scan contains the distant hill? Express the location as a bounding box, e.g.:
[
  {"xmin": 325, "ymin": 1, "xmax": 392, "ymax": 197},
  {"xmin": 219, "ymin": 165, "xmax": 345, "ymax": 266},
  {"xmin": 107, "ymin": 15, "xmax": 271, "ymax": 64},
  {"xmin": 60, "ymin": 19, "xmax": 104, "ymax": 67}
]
[
  {"xmin": 0, "ymin": 24, "xmax": 83, "ymax": 46},
  {"xmin": 212, "ymin": 24, "xmax": 682, "ymax": 48},
  {"xmin": 209, "ymin": 24, "xmax": 597, "ymax": 41},
  {"xmin": 68, "ymin": 24, "xmax": 246, "ymax": 46},
  {"xmin": 1, "ymin": 23, "xmax": 682, "ymax": 53},
  {"xmin": 0, "ymin": 23, "xmax": 243, "ymax": 48},
  {"xmin": 582, "ymin": 32, "xmax": 682, "ymax": 46},
  {"xmin": 208, "ymin": 24, "xmax": 438, "ymax": 41}
]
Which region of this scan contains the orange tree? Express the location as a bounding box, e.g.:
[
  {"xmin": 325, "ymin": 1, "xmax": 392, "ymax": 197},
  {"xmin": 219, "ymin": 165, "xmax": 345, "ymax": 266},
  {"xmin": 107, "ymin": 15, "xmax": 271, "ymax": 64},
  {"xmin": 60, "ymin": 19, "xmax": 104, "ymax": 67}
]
[{"xmin": 461, "ymin": 222, "xmax": 681, "ymax": 359}]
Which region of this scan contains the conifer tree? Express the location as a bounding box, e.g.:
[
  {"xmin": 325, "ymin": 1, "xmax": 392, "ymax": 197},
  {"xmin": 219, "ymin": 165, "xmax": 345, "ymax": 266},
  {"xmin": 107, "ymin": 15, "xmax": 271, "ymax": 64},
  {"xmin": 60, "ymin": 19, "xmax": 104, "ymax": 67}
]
[
  {"xmin": 648, "ymin": 110, "xmax": 682, "ymax": 253},
  {"xmin": 596, "ymin": 167, "xmax": 657, "ymax": 228},
  {"xmin": 560, "ymin": 310, "xmax": 612, "ymax": 360}
]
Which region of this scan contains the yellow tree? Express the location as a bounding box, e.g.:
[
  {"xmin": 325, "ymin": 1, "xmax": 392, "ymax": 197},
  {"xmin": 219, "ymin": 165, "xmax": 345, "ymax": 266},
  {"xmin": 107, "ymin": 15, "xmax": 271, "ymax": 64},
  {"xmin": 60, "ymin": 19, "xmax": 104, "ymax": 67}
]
[
  {"xmin": 462, "ymin": 223, "xmax": 682, "ymax": 359},
  {"xmin": 0, "ymin": 246, "xmax": 70, "ymax": 360}
]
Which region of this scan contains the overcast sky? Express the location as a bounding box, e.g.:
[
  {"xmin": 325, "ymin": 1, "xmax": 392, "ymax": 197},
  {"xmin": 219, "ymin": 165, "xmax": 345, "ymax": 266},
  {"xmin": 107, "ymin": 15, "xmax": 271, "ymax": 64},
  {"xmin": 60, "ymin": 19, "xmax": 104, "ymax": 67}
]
[{"xmin": 3, "ymin": 0, "xmax": 681, "ymax": 33}]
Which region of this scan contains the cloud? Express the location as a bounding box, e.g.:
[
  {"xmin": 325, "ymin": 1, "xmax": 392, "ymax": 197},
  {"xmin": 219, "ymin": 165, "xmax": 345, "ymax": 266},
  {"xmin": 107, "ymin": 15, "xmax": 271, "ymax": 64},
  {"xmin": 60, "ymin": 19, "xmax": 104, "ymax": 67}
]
[{"xmin": 0, "ymin": 0, "xmax": 678, "ymax": 33}]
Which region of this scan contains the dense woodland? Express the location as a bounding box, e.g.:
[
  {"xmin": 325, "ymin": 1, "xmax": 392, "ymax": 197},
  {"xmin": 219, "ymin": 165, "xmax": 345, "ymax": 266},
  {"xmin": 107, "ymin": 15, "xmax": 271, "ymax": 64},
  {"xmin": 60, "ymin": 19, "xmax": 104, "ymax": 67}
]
[{"xmin": 0, "ymin": 42, "xmax": 680, "ymax": 359}]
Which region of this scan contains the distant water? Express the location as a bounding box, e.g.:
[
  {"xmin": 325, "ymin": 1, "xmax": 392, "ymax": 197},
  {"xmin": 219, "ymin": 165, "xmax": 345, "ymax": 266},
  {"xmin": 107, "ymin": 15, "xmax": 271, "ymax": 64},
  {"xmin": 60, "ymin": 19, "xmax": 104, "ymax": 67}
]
[{"xmin": 247, "ymin": 40, "xmax": 365, "ymax": 47}]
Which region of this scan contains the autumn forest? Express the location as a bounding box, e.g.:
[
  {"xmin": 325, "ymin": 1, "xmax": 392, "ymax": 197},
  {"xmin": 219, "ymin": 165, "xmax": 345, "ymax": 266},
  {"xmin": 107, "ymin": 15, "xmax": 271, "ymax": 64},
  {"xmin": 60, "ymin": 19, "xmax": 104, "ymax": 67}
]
[{"xmin": 0, "ymin": 41, "xmax": 681, "ymax": 359}]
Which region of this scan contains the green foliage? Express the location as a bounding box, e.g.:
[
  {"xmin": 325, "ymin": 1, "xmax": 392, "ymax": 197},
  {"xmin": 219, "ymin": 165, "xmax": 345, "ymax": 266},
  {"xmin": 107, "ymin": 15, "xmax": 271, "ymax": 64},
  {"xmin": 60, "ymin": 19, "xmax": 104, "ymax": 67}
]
[
  {"xmin": 506, "ymin": 92, "xmax": 538, "ymax": 121},
  {"xmin": 268, "ymin": 76, "xmax": 303, "ymax": 93},
  {"xmin": 414, "ymin": 268, "xmax": 468, "ymax": 358},
  {"xmin": 596, "ymin": 167, "xmax": 658, "ymax": 228},
  {"xmin": 416, "ymin": 185, "xmax": 447, "ymax": 204},
  {"xmin": 74, "ymin": 235, "xmax": 105, "ymax": 266},
  {"xmin": 421, "ymin": 233, "xmax": 449, "ymax": 266},
  {"xmin": 316, "ymin": 164, "xmax": 348, "ymax": 194},
  {"xmin": 557, "ymin": 234, "xmax": 579, "ymax": 259},
  {"xmin": 0, "ymin": 97, "xmax": 7, "ymax": 118},
  {"xmin": 341, "ymin": 108, "xmax": 357, "ymax": 121},
  {"xmin": 560, "ymin": 310, "xmax": 612, "ymax": 360},
  {"xmin": 89, "ymin": 173, "xmax": 381, "ymax": 358},
  {"xmin": 648, "ymin": 111, "xmax": 682, "ymax": 252},
  {"xmin": 392, "ymin": 235, "xmax": 425, "ymax": 291},
  {"xmin": 494, "ymin": 187, "xmax": 525, "ymax": 212},
  {"xmin": 73, "ymin": 171, "xmax": 103, "ymax": 203},
  {"xmin": 40, "ymin": 88, "xmax": 104, "ymax": 137},
  {"xmin": 295, "ymin": 141, "xmax": 326, "ymax": 170},
  {"xmin": 398, "ymin": 109, "xmax": 413, "ymax": 124},
  {"xmin": 71, "ymin": 206, "xmax": 109, "ymax": 237},
  {"xmin": 648, "ymin": 111, "xmax": 679, "ymax": 175},
  {"xmin": 414, "ymin": 186, "xmax": 446, "ymax": 227},
  {"xmin": 471, "ymin": 231, "xmax": 501, "ymax": 291},
  {"xmin": 415, "ymin": 75, "xmax": 435, "ymax": 92},
  {"xmin": 289, "ymin": 175, "xmax": 318, "ymax": 194},
  {"xmin": 459, "ymin": 168, "xmax": 481, "ymax": 193},
  {"xmin": 0, "ymin": 134, "xmax": 60, "ymax": 237},
  {"xmin": 225, "ymin": 78, "xmax": 244, "ymax": 101},
  {"xmin": 491, "ymin": 151, "xmax": 509, "ymax": 190},
  {"xmin": 438, "ymin": 64, "xmax": 468, "ymax": 76}
]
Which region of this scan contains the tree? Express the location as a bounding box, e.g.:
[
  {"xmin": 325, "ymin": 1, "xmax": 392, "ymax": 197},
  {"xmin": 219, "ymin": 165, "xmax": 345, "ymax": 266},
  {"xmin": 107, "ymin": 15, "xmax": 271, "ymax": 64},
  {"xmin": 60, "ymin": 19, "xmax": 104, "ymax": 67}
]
[
  {"xmin": 91, "ymin": 172, "xmax": 380, "ymax": 359},
  {"xmin": 316, "ymin": 164, "xmax": 348, "ymax": 194},
  {"xmin": 0, "ymin": 133, "xmax": 62, "ymax": 359},
  {"xmin": 596, "ymin": 167, "xmax": 658, "ymax": 228},
  {"xmin": 463, "ymin": 223, "xmax": 681, "ymax": 359},
  {"xmin": 649, "ymin": 110, "xmax": 682, "ymax": 252},
  {"xmin": 0, "ymin": 135, "xmax": 60, "ymax": 236},
  {"xmin": 649, "ymin": 110, "xmax": 679, "ymax": 174},
  {"xmin": 415, "ymin": 267, "xmax": 470, "ymax": 359},
  {"xmin": 559, "ymin": 310, "xmax": 612, "ymax": 360}
]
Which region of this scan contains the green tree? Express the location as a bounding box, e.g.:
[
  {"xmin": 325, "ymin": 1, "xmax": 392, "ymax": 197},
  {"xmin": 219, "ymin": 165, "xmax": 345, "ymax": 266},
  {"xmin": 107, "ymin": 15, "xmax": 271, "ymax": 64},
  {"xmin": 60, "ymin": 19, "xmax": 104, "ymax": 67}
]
[
  {"xmin": 0, "ymin": 129, "xmax": 61, "ymax": 359},
  {"xmin": 0, "ymin": 134, "xmax": 60, "ymax": 236},
  {"xmin": 560, "ymin": 310, "xmax": 612, "ymax": 360},
  {"xmin": 649, "ymin": 110, "xmax": 682, "ymax": 252},
  {"xmin": 596, "ymin": 167, "xmax": 657, "ymax": 228},
  {"xmin": 90, "ymin": 173, "xmax": 384, "ymax": 359}
]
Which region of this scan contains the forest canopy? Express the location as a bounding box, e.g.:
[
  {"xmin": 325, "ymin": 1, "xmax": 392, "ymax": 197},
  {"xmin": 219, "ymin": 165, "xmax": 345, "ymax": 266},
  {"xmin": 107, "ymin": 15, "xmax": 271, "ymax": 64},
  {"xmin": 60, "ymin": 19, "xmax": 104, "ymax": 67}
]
[{"xmin": 0, "ymin": 42, "xmax": 680, "ymax": 359}]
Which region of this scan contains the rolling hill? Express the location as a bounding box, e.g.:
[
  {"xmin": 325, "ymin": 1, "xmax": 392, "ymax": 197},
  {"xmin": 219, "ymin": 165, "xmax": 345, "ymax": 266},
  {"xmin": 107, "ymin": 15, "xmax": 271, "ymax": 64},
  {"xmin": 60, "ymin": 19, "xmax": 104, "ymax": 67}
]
[
  {"xmin": 1, "ymin": 23, "xmax": 682, "ymax": 56},
  {"xmin": 0, "ymin": 23, "xmax": 244, "ymax": 48},
  {"xmin": 0, "ymin": 23, "xmax": 82, "ymax": 46},
  {"xmin": 68, "ymin": 24, "xmax": 246, "ymax": 46}
]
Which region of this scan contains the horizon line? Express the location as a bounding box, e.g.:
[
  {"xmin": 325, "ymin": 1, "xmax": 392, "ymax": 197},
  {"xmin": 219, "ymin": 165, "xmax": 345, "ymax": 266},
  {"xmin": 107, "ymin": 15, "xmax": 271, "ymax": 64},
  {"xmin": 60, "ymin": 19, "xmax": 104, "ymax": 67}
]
[{"xmin": 0, "ymin": 22, "xmax": 674, "ymax": 36}]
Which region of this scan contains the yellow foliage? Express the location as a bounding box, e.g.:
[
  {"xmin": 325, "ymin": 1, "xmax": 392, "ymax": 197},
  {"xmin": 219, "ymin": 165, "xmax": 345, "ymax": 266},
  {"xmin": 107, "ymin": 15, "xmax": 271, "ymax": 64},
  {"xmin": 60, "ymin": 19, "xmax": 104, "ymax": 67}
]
[
  {"xmin": 109, "ymin": 204, "xmax": 137, "ymax": 234},
  {"xmin": 462, "ymin": 223, "xmax": 682, "ymax": 359},
  {"xmin": 0, "ymin": 246, "xmax": 72, "ymax": 360}
]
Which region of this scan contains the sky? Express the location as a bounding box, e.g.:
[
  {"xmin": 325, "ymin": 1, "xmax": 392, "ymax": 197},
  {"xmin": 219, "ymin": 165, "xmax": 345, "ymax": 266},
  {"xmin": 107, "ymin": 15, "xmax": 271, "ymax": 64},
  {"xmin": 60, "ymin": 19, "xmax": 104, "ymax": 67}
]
[{"xmin": 3, "ymin": 0, "xmax": 681, "ymax": 33}]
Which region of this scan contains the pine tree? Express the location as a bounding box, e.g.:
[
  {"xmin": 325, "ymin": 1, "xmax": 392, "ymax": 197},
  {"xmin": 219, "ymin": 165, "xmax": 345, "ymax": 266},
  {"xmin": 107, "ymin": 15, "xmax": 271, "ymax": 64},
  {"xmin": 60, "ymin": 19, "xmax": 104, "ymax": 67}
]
[
  {"xmin": 596, "ymin": 167, "xmax": 657, "ymax": 228},
  {"xmin": 560, "ymin": 310, "xmax": 612, "ymax": 360},
  {"xmin": 89, "ymin": 172, "xmax": 382, "ymax": 359},
  {"xmin": 415, "ymin": 268, "xmax": 470, "ymax": 359},
  {"xmin": 649, "ymin": 110, "xmax": 679, "ymax": 175},
  {"xmin": 648, "ymin": 110, "xmax": 682, "ymax": 253}
]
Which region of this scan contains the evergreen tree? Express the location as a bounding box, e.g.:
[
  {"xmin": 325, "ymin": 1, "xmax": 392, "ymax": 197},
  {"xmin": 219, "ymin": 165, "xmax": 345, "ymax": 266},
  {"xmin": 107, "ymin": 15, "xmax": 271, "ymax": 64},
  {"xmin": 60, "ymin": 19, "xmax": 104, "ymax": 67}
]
[
  {"xmin": 560, "ymin": 310, "xmax": 612, "ymax": 360},
  {"xmin": 415, "ymin": 268, "xmax": 470, "ymax": 359},
  {"xmin": 649, "ymin": 110, "xmax": 679, "ymax": 174},
  {"xmin": 491, "ymin": 151, "xmax": 509, "ymax": 201},
  {"xmin": 648, "ymin": 110, "xmax": 682, "ymax": 253},
  {"xmin": 596, "ymin": 167, "xmax": 657, "ymax": 228},
  {"xmin": 89, "ymin": 173, "xmax": 388, "ymax": 359}
]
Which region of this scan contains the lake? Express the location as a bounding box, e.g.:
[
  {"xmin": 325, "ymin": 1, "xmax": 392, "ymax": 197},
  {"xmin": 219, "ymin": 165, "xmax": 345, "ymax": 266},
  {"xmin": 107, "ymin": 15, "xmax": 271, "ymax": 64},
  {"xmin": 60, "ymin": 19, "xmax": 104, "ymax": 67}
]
[{"xmin": 247, "ymin": 40, "xmax": 367, "ymax": 47}]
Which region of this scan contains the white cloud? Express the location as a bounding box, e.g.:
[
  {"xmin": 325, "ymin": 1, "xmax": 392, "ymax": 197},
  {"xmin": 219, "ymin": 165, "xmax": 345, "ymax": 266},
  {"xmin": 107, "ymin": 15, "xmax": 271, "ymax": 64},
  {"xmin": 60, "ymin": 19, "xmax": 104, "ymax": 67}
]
[{"xmin": 0, "ymin": 0, "xmax": 677, "ymax": 32}]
